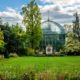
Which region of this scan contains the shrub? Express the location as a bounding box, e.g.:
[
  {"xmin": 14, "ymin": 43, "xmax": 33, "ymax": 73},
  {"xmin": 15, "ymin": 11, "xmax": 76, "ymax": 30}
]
[
  {"xmin": 9, "ymin": 53, "xmax": 18, "ymax": 57},
  {"xmin": 27, "ymin": 48, "xmax": 35, "ymax": 56},
  {"xmin": 0, "ymin": 40, "xmax": 5, "ymax": 52},
  {"xmin": 35, "ymin": 54, "xmax": 46, "ymax": 57},
  {"xmin": 57, "ymin": 50, "xmax": 66, "ymax": 56},
  {"xmin": 0, "ymin": 54, "xmax": 4, "ymax": 59},
  {"xmin": 45, "ymin": 54, "xmax": 54, "ymax": 56},
  {"xmin": 4, "ymin": 52, "xmax": 9, "ymax": 58},
  {"xmin": 17, "ymin": 48, "xmax": 27, "ymax": 56}
]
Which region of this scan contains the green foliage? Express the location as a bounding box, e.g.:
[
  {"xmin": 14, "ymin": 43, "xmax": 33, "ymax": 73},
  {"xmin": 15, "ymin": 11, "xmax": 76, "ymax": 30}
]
[
  {"xmin": 9, "ymin": 53, "xmax": 18, "ymax": 57},
  {"xmin": 27, "ymin": 48, "xmax": 35, "ymax": 56},
  {"xmin": 0, "ymin": 29, "xmax": 5, "ymax": 52},
  {"xmin": 0, "ymin": 22, "xmax": 12, "ymax": 57},
  {"xmin": 10, "ymin": 24, "xmax": 27, "ymax": 53},
  {"xmin": 0, "ymin": 40, "xmax": 5, "ymax": 51},
  {"xmin": 0, "ymin": 21, "xmax": 27, "ymax": 56},
  {"xmin": 64, "ymin": 32, "xmax": 80, "ymax": 55},
  {"xmin": 73, "ymin": 12, "xmax": 80, "ymax": 41},
  {"xmin": 22, "ymin": 0, "xmax": 43, "ymax": 49}
]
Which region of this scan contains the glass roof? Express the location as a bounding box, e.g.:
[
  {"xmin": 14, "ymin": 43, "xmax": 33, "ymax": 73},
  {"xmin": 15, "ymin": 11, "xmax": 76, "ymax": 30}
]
[{"xmin": 42, "ymin": 20, "xmax": 65, "ymax": 34}]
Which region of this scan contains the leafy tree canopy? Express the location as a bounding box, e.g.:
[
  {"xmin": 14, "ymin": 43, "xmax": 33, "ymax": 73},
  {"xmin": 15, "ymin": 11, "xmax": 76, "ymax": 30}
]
[
  {"xmin": 22, "ymin": 0, "xmax": 43, "ymax": 49},
  {"xmin": 64, "ymin": 32, "xmax": 80, "ymax": 55}
]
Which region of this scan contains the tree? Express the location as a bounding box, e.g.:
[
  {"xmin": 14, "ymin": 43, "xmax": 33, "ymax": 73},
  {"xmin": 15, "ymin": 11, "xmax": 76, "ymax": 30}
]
[
  {"xmin": 22, "ymin": 0, "xmax": 43, "ymax": 49},
  {"xmin": 0, "ymin": 29, "xmax": 5, "ymax": 52},
  {"xmin": 64, "ymin": 32, "xmax": 80, "ymax": 55},
  {"xmin": 73, "ymin": 12, "xmax": 80, "ymax": 41},
  {"xmin": 10, "ymin": 23, "xmax": 27, "ymax": 55},
  {"xmin": 0, "ymin": 18, "xmax": 27, "ymax": 56},
  {"xmin": 0, "ymin": 22, "xmax": 12, "ymax": 57},
  {"xmin": 0, "ymin": 18, "xmax": 3, "ymax": 25}
]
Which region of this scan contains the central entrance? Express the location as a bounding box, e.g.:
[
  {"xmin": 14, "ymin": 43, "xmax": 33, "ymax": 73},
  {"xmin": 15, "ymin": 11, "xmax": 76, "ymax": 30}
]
[{"xmin": 46, "ymin": 45, "xmax": 53, "ymax": 54}]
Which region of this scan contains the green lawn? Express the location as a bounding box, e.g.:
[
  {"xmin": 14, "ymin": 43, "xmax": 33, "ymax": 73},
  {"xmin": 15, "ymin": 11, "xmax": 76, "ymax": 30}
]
[
  {"xmin": 0, "ymin": 56, "xmax": 80, "ymax": 72},
  {"xmin": 0, "ymin": 56, "xmax": 80, "ymax": 79}
]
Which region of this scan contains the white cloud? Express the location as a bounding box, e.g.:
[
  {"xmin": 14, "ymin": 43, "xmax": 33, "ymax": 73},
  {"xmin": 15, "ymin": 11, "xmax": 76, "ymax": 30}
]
[
  {"xmin": 6, "ymin": 7, "xmax": 16, "ymax": 13},
  {"xmin": 40, "ymin": 0, "xmax": 80, "ymax": 15},
  {"xmin": 39, "ymin": 0, "xmax": 80, "ymax": 24},
  {"xmin": 40, "ymin": 0, "xmax": 80, "ymax": 6},
  {"xmin": 0, "ymin": 7, "xmax": 23, "ymax": 24},
  {"xmin": 0, "ymin": 0, "xmax": 80, "ymax": 25},
  {"xmin": 39, "ymin": 4, "xmax": 57, "ymax": 13}
]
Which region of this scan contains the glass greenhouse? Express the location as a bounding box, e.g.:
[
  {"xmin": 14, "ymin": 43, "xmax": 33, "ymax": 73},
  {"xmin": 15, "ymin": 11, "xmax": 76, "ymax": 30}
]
[{"xmin": 40, "ymin": 19, "xmax": 66, "ymax": 52}]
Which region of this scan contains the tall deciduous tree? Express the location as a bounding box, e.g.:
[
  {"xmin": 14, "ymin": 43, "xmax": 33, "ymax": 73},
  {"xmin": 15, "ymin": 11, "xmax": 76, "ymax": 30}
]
[
  {"xmin": 73, "ymin": 12, "xmax": 80, "ymax": 41},
  {"xmin": 64, "ymin": 32, "xmax": 80, "ymax": 55},
  {"xmin": 22, "ymin": 0, "xmax": 43, "ymax": 49}
]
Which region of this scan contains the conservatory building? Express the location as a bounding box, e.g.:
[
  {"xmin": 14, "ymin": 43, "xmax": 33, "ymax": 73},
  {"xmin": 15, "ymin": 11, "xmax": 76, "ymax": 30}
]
[{"xmin": 40, "ymin": 18, "xmax": 66, "ymax": 52}]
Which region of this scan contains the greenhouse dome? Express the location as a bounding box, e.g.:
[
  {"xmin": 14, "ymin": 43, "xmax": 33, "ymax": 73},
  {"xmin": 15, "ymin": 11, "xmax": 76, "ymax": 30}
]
[{"xmin": 40, "ymin": 19, "xmax": 66, "ymax": 52}]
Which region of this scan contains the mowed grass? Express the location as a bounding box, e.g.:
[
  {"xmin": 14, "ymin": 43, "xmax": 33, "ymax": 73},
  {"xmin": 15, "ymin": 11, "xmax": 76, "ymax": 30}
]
[{"xmin": 0, "ymin": 56, "xmax": 80, "ymax": 74}]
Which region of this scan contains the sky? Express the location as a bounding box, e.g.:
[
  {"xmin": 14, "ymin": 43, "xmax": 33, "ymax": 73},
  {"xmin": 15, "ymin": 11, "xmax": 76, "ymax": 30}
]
[{"xmin": 0, "ymin": 0, "xmax": 80, "ymax": 25}]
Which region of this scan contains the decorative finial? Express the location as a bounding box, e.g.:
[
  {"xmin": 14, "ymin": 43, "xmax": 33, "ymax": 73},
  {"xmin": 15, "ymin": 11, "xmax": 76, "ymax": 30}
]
[{"xmin": 47, "ymin": 10, "xmax": 50, "ymax": 21}]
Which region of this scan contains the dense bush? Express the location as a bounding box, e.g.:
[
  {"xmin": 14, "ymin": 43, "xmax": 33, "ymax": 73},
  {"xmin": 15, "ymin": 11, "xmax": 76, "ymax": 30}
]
[
  {"xmin": 35, "ymin": 54, "xmax": 46, "ymax": 57},
  {"xmin": 17, "ymin": 48, "xmax": 27, "ymax": 56},
  {"xmin": 64, "ymin": 32, "xmax": 80, "ymax": 55},
  {"xmin": 9, "ymin": 53, "xmax": 18, "ymax": 57},
  {"xmin": 27, "ymin": 48, "xmax": 35, "ymax": 56},
  {"xmin": 0, "ymin": 29, "xmax": 5, "ymax": 53},
  {"xmin": 0, "ymin": 54, "xmax": 4, "ymax": 59},
  {"xmin": 0, "ymin": 22, "xmax": 27, "ymax": 57}
]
